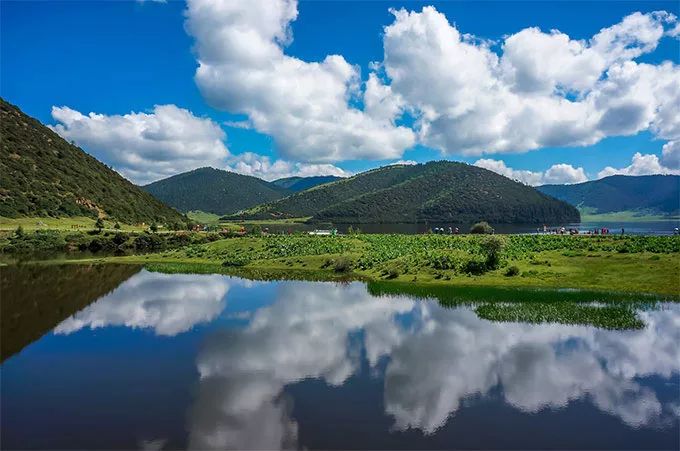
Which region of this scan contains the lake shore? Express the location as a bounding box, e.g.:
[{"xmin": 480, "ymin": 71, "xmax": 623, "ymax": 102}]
[{"xmin": 14, "ymin": 233, "xmax": 678, "ymax": 297}]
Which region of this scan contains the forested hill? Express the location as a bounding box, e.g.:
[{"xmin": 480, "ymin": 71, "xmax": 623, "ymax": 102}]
[
  {"xmin": 271, "ymin": 175, "xmax": 343, "ymax": 192},
  {"xmin": 144, "ymin": 167, "xmax": 290, "ymax": 215},
  {"xmin": 0, "ymin": 98, "xmax": 185, "ymax": 225},
  {"xmin": 537, "ymin": 175, "xmax": 680, "ymax": 216},
  {"xmin": 231, "ymin": 161, "xmax": 580, "ymax": 224}
]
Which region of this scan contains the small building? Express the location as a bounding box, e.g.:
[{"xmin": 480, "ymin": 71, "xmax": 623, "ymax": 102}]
[{"xmin": 309, "ymin": 229, "xmax": 337, "ymax": 236}]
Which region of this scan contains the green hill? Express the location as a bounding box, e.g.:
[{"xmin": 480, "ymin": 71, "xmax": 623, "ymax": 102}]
[
  {"xmin": 271, "ymin": 175, "xmax": 343, "ymax": 192},
  {"xmin": 144, "ymin": 167, "xmax": 290, "ymax": 215},
  {"xmin": 537, "ymin": 175, "xmax": 680, "ymax": 217},
  {"xmin": 0, "ymin": 98, "xmax": 185, "ymax": 225},
  {"xmin": 231, "ymin": 161, "xmax": 580, "ymax": 224}
]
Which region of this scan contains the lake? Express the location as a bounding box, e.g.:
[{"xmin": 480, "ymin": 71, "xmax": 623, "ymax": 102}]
[
  {"xmin": 244, "ymin": 220, "xmax": 680, "ymax": 236},
  {"xmin": 1, "ymin": 265, "xmax": 679, "ymax": 450}
]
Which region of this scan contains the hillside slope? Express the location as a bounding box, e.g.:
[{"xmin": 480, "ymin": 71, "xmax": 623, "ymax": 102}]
[
  {"xmin": 0, "ymin": 98, "xmax": 185, "ymax": 225},
  {"xmin": 537, "ymin": 175, "xmax": 680, "ymax": 216},
  {"xmin": 271, "ymin": 175, "xmax": 343, "ymax": 192},
  {"xmin": 144, "ymin": 167, "xmax": 290, "ymax": 215},
  {"xmin": 234, "ymin": 161, "xmax": 580, "ymax": 224}
]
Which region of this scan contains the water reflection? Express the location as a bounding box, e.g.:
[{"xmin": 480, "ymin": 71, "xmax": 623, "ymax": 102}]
[
  {"xmin": 0, "ymin": 264, "xmax": 141, "ymax": 361},
  {"xmin": 188, "ymin": 283, "xmax": 414, "ymax": 450},
  {"xmin": 55, "ymin": 270, "xmax": 230, "ymax": 336},
  {"xmin": 1, "ymin": 268, "xmax": 678, "ymax": 449},
  {"xmin": 187, "ymin": 282, "xmax": 679, "ymax": 449}
]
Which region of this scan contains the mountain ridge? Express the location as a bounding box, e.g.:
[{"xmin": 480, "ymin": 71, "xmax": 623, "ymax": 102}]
[
  {"xmin": 143, "ymin": 167, "xmax": 291, "ymax": 215},
  {"xmin": 230, "ymin": 161, "xmax": 580, "ymax": 224},
  {"xmin": 0, "ymin": 98, "xmax": 185, "ymax": 225},
  {"xmin": 537, "ymin": 175, "xmax": 680, "ymax": 216}
]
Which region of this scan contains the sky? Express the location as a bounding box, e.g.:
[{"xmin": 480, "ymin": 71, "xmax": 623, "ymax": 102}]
[{"xmin": 1, "ymin": 0, "xmax": 679, "ymax": 185}]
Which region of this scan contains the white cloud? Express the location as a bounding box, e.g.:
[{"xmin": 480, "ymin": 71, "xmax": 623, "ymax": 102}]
[
  {"xmin": 228, "ymin": 152, "xmax": 349, "ymax": 181},
  {"xmin": 474, "ymin": 159, "xmax": 587, "ymax": 185},
  {"xmin": 597, "ymin": 151, "xmax": 680, "ymax": 178},
  {"xmin": 391, "ymin": 159, "xmax": 417, "ymax": 166},
  {"xmin": 50, "ymin": 104, "xmax": 230, "ymax": 185},
  {"xmin": 54, "ymin": 270, "xmax": 231, "ymax": 336},
  {"xmin": 661, "ymin": 140, "xmax": 680, "ymax": 169},
  {"xmin": 382, "ymin": 7, "xmax": 679, "ymax": 155},
  {"xmin": 184, "ymin": 0, "xmax": 415, "ymax": 163}
]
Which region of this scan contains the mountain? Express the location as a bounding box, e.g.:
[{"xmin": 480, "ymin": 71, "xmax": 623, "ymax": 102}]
[
  {"xmin": 271, "ymin": 175, "xmax": 344, "ymax": 192},
  {"xmin": 0, "ymin": 98, "xmax": 185, "ymax": 225},
  {"xmin": 537, "ymin": 175, "xmax": 680, "ymax": 216},
  {"xmin": 231, "ymin": 161, "xmax": 580, "ymax": 224},
  {"xmin": 144, "ymin": 167, "xmax": 291, "ymax": 215}
]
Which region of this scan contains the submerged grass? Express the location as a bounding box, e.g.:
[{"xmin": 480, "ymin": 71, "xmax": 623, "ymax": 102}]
[{"xmin": 475, "ymin": 303, "xmax": 645, "ymax": 329}]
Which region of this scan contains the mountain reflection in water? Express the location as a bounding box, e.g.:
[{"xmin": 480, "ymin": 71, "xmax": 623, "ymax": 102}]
[{"xmin": 1, "ymin": 267, "xmax": 678, "ymax": 450}]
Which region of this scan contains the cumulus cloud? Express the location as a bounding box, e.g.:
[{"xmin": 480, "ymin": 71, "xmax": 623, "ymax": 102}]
[
  {"xmin": 184, "ymin": 0, "xmax": 415, "ymax": 163},
  {"xmin": 54, "ymin": 270, "xmax": 230, "ymax": 336},
  {"xmin": 50, "ymin": 105, "xmax": 230, "ymax": 185},
  {"xmin": 382, "ymin": 7, "xmax": 679, "ymax": 156},
  {"xmin": 597, "ymin": 151, "xmax": 680, "ymax": 178},
  {"xmin": 474, "ymin": 159, "xmax": 588, "ymax": 185},
  {"xmin": 228, "ymin": 152, "xmax": 349, "ymax": 181},
  {"xmin": 661, "ymin": 140, "xmax": 680, "ymax": 169},
  {"xmin": 49, "ymin": 104, "xmax": 352, "ymax": 183}
]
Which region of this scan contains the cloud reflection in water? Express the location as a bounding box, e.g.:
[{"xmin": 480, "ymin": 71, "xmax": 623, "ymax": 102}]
[{"xmin": 187, "ymin": 282, "xmax": 679, "ymax": 449}]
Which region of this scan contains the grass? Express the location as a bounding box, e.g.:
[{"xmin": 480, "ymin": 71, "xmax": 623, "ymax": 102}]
[
  {"xmin": 474, "ymin": 303, "xmax": 645, "ymax": 329},
  {"xmin": 0, "ymin": 216, "xmax": 150, "ymax": 232},
  {"xmin": 186, "ymin": 210, "xmax": 222, "ymax": 225},
  {"xmin": 50, "ymin": 234, "xmax": 680, "ymax": 296}
]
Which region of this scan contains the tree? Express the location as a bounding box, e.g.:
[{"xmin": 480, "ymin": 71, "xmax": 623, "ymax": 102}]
[
  {"xmin": 14, "ymin": 225, "xmax": 24, "ymax": 237},
  {"xmin": 470, "ymin": 221, "xmax": 493, "ymax": 234},
  {"xmin": 149, "ymin": 222, "xmax": 158, "ymax": 233},
  {"xmin": 95, "ymin": 218, "xmax": 104, "ymax": 231},
  {"xmin": 113, "ymin": 222, "xmax": 121, "ymax": 230}
]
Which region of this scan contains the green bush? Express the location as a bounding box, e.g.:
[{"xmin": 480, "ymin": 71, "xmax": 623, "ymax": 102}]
[
  {"xmin": 470, "ymin": 221, "xmax": 493, "ymax": 234},
  {"xmin": 333, "ymin": 256, "xmax": 352, "ymax": 273},
  {"xmin": 505, "ymin": 265, "xmax": 520, "ymax": 277}
]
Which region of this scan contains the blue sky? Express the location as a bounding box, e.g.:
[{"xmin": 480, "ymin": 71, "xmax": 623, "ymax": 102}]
[{"xmin": 2, "ymin": 0, "xmax": 679, "ymax": 184}]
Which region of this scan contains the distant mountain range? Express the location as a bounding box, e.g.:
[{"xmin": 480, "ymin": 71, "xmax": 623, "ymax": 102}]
[
  {"xmin": 143, "ymin": 170, "xmax": 343, "ymax": 215},
  {"xmin": 537, "ymin": 175, "xmax": 679, "ymax": 217},
  {"xmin": 229, "ymin": 161, "xmax": 580, "ymax": 224},
  {"xmin": 271, "ymin": 175, "xmax": 343, "ymax": 192},
  {"xmin": 143, "ymin": 167, "xmax": 291, "ymax": 215},
  {"xmin": 0, "ymin": 98, "xmax": 185, "ymax": 225}
]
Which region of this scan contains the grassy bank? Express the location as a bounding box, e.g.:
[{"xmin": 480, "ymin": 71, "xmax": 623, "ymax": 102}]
[{"xmin": 59, "ymin": 234, "xmax": 680, "ymax": 296}]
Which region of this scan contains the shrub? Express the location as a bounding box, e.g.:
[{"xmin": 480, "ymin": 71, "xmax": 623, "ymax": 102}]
[
  {"xmin": 505, "ymin": 265, "xmax": 520, "ymax": 277},
  {"xmin": 470, "ymin": 221, "xmax": 493, "ymax": 234},
  {"xmin": 14, "ymin": 226, "xmax": 24, "ymax": 238},
  {"xmin": 248, "ymin": 224, "xmax": 262, "ymax": 236},
  {"xmin": 95, "ymin": 218, "xmax": 104, "ymax": 231},
  {"xmin": 112, "ymin": 232, "xmax": 127, "ymax": 246},
  {"xmin": 113, "ymin": 222, "xmax": 121, "ymax": 230},
  {"xmin": 88, "ymin": 238, "xmax": 103, "ymax": 252},
  {"xmin": 463, "ymin": 258, "xmax": 487, "ymax": 275},
  {"xmin": 333, "ymin": 256, "xmax": 352, "ymax": 273},
  {"xmin": 481, "ymin": 236, "xmax": 504, "ymax": 269}
]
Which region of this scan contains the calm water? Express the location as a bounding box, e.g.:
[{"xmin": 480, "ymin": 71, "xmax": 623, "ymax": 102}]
[
  {"xmin": 258, "ymin": 220, "xmax": 680, "ymax": 235},
  {"xmin": 1, "ymin": 265, "xmax": 679, "ymax": 450}
]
